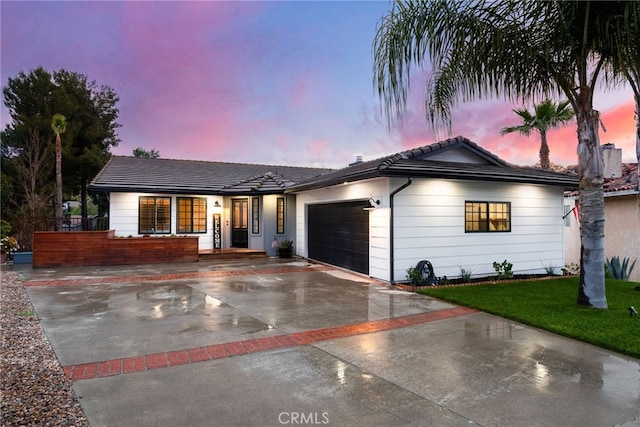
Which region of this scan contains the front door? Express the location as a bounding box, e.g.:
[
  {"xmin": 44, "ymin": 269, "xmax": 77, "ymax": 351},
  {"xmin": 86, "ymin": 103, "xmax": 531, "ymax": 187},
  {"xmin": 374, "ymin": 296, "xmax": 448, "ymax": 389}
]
[{"xmin": 231, "ymin": 199, "xmax": 248, "ymax": 248}]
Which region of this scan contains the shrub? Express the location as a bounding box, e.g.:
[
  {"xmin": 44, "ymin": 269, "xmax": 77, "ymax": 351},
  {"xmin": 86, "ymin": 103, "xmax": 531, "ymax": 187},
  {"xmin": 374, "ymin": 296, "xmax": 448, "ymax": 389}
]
[
  {"xmin": 605, "ymin": 256, "xmax": 637, "ymax": 281},
  {"xmin": 280, "ymin": 239, "xmax": 293, "ymax": 249},
  {"xmin": 562, "ymin": 263, "xmax": 580, "ymax": 276},
  {"xmin": 406, "ymin": 266, "xmax": 422, "ymax": 285},
  {"xmin": 1, "ymin": 220, "xmax": 11, "ymax": 237},
  {"xmin": 459, "ymin": 267, "xmax": 474, "ymax": 283},
  {"xmin": 542, "ymin": 262, "xmax": 558, "ymax": 276},
  {"xmin": 492, "ymin": 260, "xmax": 513, "ymax": 280}
]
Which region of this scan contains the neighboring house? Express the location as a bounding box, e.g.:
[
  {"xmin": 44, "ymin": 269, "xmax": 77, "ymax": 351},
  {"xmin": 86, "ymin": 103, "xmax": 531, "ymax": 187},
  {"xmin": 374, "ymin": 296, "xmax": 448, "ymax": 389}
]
[
  {"xmin": 90, "ymin": 136, "xmax": 578, "ymax": 283},
  {"xmin": 564, "ymin": 144, "xmax": 639, "ymax": 282},
  {"xmin": 286, "ymin": 136, "xmax": 577, "ymax": 283},
  {"xmin": 89, "ymin": 157, "xmax": 332, "ymax": 256}
]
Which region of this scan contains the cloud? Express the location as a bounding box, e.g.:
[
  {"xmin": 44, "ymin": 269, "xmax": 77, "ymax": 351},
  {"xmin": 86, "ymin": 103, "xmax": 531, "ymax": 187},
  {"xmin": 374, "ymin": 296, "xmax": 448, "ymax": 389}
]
[{"xmin": 3, "ymin": 1, "xmax": 637, "ymax": 170}]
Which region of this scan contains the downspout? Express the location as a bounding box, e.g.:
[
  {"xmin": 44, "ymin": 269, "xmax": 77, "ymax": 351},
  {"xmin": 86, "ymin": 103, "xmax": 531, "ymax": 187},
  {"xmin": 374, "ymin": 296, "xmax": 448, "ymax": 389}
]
[{"xmin": 389, "ymin": 177, "xmax": 412, "ymax": 285}]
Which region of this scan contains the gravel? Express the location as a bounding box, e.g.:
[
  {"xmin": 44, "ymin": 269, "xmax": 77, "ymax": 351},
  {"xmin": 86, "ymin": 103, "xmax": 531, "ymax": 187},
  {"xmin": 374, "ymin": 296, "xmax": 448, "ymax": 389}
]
[{"xmin": 1, "ymin": 271, "xmax": 89, "ymax": 426}]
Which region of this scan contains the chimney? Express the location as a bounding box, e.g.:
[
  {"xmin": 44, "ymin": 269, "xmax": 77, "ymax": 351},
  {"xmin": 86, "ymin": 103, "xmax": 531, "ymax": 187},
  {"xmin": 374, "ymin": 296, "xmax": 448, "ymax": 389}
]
[
  {"xmin": 349, "ymin": 155, "xmax": 363, "ymax": 167},
  {"xmin": 602, "ymin": 143, "xmax": 622, "ymax": 178}
]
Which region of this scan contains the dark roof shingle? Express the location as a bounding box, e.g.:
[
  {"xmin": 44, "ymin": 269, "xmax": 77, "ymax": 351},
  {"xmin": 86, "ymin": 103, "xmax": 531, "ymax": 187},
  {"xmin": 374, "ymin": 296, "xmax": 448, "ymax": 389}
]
[
  {"xmin": 287, "ymin": 136, "xmax": 578, "ymax": 191},
  {"xmin": 90, "ymin": 156, "xmax": 333, "ymax": 195}
]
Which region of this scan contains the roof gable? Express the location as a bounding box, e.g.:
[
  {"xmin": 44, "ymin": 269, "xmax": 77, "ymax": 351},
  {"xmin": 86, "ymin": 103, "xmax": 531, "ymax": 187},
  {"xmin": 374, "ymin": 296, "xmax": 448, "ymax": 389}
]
[
  {"xmin": 288, "ymin": 136, "xmax": 577, "ymax": 191},
  {"xmin": 222, "ymin": 172, "xmax": 294, "ymax": 193},
  {"xmin": 392, "ymin": 137, "xmax": 509, "ymax": 166}
]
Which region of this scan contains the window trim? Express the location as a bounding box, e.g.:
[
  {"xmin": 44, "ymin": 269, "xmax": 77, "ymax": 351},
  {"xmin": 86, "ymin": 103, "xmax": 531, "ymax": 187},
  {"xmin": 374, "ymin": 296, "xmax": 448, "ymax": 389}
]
[
  {"xmin": 177, "ymin": 197, "xmax": 207, "ymax": 234},
  {"xmin": 276, "ymin": 197, "xmax": 285, "ymax": 234},
  {"xmin": 138, "ymin": 196, "xmax": 172, "ymax": 235},
  {"xmin": 251, "ymin": 197, "xmax": 260, "ymax": 234},
  {"xmin": 464, "ymin": 201, "xmax": 511, "ymax": 233}
]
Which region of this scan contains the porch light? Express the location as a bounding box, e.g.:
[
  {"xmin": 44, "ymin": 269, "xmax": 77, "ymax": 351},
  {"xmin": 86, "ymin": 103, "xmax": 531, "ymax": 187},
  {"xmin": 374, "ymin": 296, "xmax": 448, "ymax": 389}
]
[
  {"xmin": 363, "ymin": 198, "xmax": 380, "ymax": 211},
  {"xmin": 214, "ymin": 200, "xmax": 221, "ymax": 208}
]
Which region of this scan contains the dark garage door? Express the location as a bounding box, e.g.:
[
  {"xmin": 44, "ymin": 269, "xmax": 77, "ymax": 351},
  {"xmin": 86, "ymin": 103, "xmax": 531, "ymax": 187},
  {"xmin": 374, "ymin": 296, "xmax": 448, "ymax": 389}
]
[{"xmin": 308, "ymin": 201, "xmax": 369, "ymax": 274}]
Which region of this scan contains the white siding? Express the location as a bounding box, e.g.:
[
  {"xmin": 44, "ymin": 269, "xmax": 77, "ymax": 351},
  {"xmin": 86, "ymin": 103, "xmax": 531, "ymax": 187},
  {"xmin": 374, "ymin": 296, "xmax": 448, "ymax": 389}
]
[
  {"xmin": 392, "ymin": 178, "xmax": 565, "ymax": 281},
  {"xmin": 295, "ymin": 177, "xmax": 566, "ymax": 283},
  {"xmin": 109, "ymin": 192, "xmax": 222, "ymax": 250}
]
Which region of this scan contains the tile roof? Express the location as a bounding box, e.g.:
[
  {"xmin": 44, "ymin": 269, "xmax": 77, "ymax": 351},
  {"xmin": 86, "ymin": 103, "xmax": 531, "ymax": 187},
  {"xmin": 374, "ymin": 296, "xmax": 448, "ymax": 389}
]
[
  {"xmin": 90, "ymin": 136, "xmax": 580, "ymax": 196},
  {"xmin": 565, "ymin": 163, "xmax": 638, "ymax": 197},
  {"xmin": 287, "ymin": 136, "xmax": 578, "ymax": 191},
  {"xmin": 89, "ymin": 156, "xmax": 333, "ymax": 195},
  {"xmin": 605, "ymin": 163, "xmax": 639, "ymax": 193}
]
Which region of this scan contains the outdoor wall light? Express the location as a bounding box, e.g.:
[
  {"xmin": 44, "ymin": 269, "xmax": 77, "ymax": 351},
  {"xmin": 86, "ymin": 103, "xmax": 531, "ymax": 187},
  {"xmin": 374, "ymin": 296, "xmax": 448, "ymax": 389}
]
[
  {"xmin": 363, "ymin": 198, "xmax": 380, "ymax": 211},
  {"xmin": 214, "ymin": 200, "xmax": 221, "ymax": 208}
]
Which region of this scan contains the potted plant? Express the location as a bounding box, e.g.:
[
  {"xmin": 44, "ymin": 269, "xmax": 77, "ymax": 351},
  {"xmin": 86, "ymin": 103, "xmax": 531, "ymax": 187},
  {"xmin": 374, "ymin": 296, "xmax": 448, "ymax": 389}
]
[
  {"xmin": 278, "ymin": 239, "xmax": 294, "ymax": 258},
  {"xmin": 1, "ymin": 236, "xmax": 20, "ymax": 263}
]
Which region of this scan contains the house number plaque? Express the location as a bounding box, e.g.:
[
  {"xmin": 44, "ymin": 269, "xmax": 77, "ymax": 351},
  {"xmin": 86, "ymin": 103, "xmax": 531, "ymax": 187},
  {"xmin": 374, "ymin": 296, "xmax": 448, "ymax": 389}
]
[{"xmin": 213, "ymin": 214, "xmax": 222, "ymax": 249}]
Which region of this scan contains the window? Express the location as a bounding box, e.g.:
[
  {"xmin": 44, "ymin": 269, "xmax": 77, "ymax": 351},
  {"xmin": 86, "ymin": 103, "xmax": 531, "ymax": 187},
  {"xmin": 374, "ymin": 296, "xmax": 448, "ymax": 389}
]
[
  {"xmin": 139, "ymin": 196, "xmax": 171, "ymax": 234},
  {"xmin": 276, "ymin": 197, "xmax": 285, "ymax": 234},
  {"xmin": 177, "ymin": 197, "xmax": 207, "ymax": 233},
  {"xmin": 251, "ymin": 197, "xmax": 260, "ymax": 234},
  {"xmin": 465, "ymin": 201, "xmax": 511, "ymax": 232}
]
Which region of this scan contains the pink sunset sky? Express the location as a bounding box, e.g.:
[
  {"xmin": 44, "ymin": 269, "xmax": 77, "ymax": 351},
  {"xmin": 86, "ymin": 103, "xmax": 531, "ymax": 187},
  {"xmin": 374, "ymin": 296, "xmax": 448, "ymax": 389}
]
[{"xmin": 1, "ymin": 1, "xmax": 637, "ymax": 169}]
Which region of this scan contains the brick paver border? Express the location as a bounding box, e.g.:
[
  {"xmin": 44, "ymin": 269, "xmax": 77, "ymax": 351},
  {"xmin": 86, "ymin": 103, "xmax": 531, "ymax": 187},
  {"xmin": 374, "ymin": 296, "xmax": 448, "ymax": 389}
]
[
  {"xmin": 24, "ymin": 265, "xmax": 475, "ymax": 381},
  {"xmin": 22, "ymin": 265, "xmax": 334, "ymax": 287},
  {"xmin": 62, "ymin": 306, "xmax": 476, "ymax": 381}
]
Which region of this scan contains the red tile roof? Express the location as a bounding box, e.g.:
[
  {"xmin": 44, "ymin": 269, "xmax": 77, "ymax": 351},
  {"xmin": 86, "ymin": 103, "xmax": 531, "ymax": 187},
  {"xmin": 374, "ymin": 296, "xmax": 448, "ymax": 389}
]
[{"xmin": 565, "ymin": 163, "xmax": 638, "ymax": 196}]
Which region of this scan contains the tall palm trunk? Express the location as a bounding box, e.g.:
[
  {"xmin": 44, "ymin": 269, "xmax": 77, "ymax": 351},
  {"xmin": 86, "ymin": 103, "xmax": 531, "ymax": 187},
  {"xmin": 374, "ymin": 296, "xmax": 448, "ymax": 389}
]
[
  {"xmin": 539, "ymin": 131, "xmax": 550, "ymax": 169},
  {"xmin": 55, "ymin": 133, "xmax": 63, "ymax": 231},
  {"xmin": 51, "ymin": 113, "xmax": 66, "ymax": 232},
  {"xmin": 576, "ymin": 108, "xmax": 606, "ymax": 308}
]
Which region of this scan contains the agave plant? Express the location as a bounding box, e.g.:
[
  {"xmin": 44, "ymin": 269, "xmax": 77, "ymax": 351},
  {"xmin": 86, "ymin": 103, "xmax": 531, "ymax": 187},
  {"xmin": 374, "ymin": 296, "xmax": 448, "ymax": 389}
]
[{"xmin": 604, "ymin": 256, "xmax": 637, "ymax": 281}]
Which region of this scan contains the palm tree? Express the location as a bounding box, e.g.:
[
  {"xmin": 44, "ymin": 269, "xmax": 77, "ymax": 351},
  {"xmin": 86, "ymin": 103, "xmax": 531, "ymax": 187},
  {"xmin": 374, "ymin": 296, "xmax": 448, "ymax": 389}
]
[
  {"xmin": 500, "ymin": 99, "xmax": 574, "ymax": 169},
  {"xmin": 51, "ymin": 113, "xmax": 66, "ymax": 231},
  {"xmin": 374, "ymin": 1, "xmax": 639, "ymax": 308}
]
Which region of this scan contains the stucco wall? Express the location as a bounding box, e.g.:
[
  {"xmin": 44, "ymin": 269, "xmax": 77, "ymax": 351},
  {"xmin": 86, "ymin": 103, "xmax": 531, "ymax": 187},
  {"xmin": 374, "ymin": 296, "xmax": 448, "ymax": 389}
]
[{"xmin": 564, "ymin": 194, "xmax": 640, "ymax": 282}]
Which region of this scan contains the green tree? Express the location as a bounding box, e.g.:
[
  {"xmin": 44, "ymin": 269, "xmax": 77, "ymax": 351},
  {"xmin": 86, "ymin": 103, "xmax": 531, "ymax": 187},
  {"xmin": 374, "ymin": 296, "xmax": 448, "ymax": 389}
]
[
  {"xmin": 2, "ymin": 67, "xmax": 120, "ymax": 230},
  {"xmin": 51, "ymin": 113, "xmax": 66, "ymax": 230},
  {"xmin": 133, "ymin": 147, "xmax": 160, "ymax": 158},
  {"xmin": 500, "ymin": 99, "xmax": 574, "ymax": 169},
  {"xmin": 374, "ymin": 0, "xmax": 639, "ymax": 308}
]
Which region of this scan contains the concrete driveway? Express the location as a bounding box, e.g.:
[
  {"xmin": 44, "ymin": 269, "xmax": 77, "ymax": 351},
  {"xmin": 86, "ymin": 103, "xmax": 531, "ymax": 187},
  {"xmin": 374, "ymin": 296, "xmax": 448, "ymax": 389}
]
[{"xmin": 15, "ymin": 258, "xmax": 640, "ymax": 427}]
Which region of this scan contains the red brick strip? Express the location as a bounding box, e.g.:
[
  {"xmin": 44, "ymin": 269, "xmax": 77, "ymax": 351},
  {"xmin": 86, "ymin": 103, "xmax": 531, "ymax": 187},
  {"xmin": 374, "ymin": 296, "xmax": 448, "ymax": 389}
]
[
  {"xmin": 63, "ymin": 306, "xmax": 476, "ymax": 381},
  {"xmin": 22, "ymin": 266, "xmax": 335, "ymax": 287}
]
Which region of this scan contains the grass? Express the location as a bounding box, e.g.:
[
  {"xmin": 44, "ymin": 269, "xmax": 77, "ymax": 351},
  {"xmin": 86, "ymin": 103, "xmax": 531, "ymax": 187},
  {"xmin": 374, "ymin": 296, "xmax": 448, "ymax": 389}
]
[{"xmin": 418, "ymin": 277, "xmax": 640, "ymax": 359}]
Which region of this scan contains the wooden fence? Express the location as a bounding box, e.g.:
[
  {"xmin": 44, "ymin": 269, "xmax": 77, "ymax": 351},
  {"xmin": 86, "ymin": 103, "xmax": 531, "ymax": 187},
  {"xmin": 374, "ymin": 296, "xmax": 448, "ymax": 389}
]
[{"xmin": 32, "ymin": 230, "xmax": 198, "ymax": 267}]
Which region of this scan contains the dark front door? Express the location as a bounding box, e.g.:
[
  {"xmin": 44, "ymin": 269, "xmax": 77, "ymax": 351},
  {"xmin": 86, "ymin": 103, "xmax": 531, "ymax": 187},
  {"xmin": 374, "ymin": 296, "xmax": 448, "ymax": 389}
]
[
  {"xmin": 308, "ymin": 201, "xmax": 369, "ymax": 274},
  {"xmin": 231, "ymin": 199, "xmax": 248, "ymax": 248}
]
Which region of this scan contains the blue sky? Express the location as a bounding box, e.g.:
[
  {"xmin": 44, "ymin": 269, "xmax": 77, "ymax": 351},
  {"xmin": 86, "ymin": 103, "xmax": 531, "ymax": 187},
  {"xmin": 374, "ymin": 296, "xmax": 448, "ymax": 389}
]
[{"xmin": 2, "ymin": 1, "xmax": 637, "ymax": 168}]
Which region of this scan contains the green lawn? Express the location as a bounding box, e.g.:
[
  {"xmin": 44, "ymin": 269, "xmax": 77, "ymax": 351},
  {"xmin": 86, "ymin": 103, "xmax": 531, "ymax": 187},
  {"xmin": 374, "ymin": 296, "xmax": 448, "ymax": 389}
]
[{"xmin": 418, "ymin": 277, "xmax": 640, "ymax": 359}]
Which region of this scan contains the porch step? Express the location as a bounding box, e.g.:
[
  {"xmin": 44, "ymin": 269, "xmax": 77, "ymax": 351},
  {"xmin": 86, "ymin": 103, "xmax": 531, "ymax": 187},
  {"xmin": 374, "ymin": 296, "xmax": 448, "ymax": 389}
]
[{"xmin": 199, "ymin": 249, "xmax": 268, "ymax": 260}]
